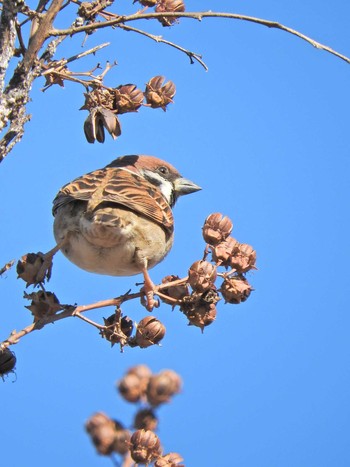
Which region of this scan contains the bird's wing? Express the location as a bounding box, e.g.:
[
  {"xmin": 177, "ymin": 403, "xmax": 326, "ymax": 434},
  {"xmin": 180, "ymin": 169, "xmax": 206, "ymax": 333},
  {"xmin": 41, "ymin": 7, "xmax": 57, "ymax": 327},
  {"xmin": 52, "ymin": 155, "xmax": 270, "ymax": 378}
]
[{"xmin": 52, "ymin": 167, "xmax": 174, "ymax": 235}]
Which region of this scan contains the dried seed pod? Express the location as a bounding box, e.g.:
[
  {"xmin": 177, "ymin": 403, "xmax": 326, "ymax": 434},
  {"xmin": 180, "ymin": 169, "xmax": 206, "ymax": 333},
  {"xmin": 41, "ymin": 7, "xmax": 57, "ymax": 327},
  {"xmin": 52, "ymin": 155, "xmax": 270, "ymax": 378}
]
[
  {"xmin": 229, "ymin": 243, "xmax": 257, "ymax": 273},
  {"xmin": 117, "ymin": 373, "xmax": 144, "ymax": 403},
  {"xmin": 146, "ymin": 370, "xmax": 182, "ymax": 407},
  {"xmin": 211, "ymin": 236, "xmax": 239, "ymax": 267},
  {"xmin": 81, "ymin": 88, "xmax": 115, "ymax": 111},
  {"xmin": 113, "ymin": 84, "xmax": 144, "ymax": 114},
  {"xmin": 188, "ymin": 260, "xmax": 217, "ymax": 293},
  {"xmin": 84, "ymin": 107, "xmax": 121, "ymax": 143},
  {"xmin": 184, "ymin": 301, "xmax": 217, "ymax": 331},
  {"xmin": 120, "ymin": 316, "xmax": 134, "ymax": 338},
  {"xmin": 155, "ymin": 453, "xmax": 184, "ymax": 467},
  {"xmin": 0, "ymin": 348, "xmax": 16, "ymax": 379},
  {"xmin": 16, "ymin": 253, "xmax": 48, "ymax": 286},
  {"xmin": 100, "ymin": 313, "xmax": 133, "ymax": 347},
  {"xmin": 202, "ymin": 213, "xmax": 233, "ymax": 245},
  {"xmin": 220, "ymin": 275, "xmax": 253, "ymax": 304},
  {"xmin": 114, "ymin": 426, "xmax": 131, "ymax": 456},
  {"xmin": 85, "ymin": 412, "xmax": 119, "ymax": 456},
  {"xmin": 24, "ymin": 290, "xmax": 62, "ymax": 321},
  {"xmin": 155, "ymin": 0, "xmax": 185, "ymax": 26},
  {"xmin": 129, "ymin": 429, "xmax": 162, "ymax": 464},
  {"xmin": 160, "ymin": 275, "xmax": 190, "ymax": 305},
  {"xmin": 145, "ymin": 76, "xmax": 176, "ymax": 111},
  {"xmin": 134, "ymin": 316, "xmax": 166, "ymax": 348},
  {"xmin": 126, "ymin": 364, "xmax": 152, "ymax": 396},
  {"xmin": 134, "ymin": 408, "xmax": 158, "ymax": 431}
]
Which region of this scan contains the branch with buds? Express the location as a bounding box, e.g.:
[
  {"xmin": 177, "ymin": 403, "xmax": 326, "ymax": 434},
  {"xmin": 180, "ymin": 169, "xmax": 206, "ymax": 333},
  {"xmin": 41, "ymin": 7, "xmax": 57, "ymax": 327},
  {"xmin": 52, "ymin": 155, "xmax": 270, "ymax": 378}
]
[
  {"xmin": 86, "ymin": 364, "xmax": 184, "ymax": 466},
  {"xmin": 0, "ymin": 212, "xmax": 256, "ymax": 378}
]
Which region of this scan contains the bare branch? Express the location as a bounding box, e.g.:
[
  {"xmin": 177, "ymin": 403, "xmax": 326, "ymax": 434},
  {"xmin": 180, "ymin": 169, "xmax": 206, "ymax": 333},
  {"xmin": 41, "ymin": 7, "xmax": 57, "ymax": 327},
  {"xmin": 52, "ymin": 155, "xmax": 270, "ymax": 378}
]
[{"xmin": 50, "ymin": 11, "xmax": 350, "ymax": 66}]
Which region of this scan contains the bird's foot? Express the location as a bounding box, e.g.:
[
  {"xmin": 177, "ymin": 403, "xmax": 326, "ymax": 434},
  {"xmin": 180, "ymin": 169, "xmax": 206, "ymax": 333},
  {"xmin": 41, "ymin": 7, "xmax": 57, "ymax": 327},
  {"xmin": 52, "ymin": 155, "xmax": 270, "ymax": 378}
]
[{"xmin": 140, "ymin": 268, "xmax": 160, "ymax": 312}]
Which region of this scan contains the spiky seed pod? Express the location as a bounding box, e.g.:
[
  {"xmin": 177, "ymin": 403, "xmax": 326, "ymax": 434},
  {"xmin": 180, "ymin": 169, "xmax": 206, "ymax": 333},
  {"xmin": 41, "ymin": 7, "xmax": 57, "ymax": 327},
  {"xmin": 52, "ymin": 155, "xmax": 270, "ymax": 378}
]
[
  {"xmin": 229, "ymin": 243, "xmax": 257, "ymax": 273},
  {"xmin": 16, "ymin": 253, "xmax": 48, "ymax": 286},
  {"xmin": 120, "ymin": 316, "xmax": 134, "ymax": 338},
  {"xmin": 220, "ymin": 275, "xmax": 253, "ymax": 304},
  {"xmin": 0, "ymin": 348, "xmax": 16, "ymax": 379},
  {"xmin": 129, "ymin": 429, "xmax": 162, "ymax": 464},
  {"xmin": 117, "ymin": 373, "xmax": 144, "ymax": 403},
  {"xmin": 155, "ymin": 453, "xmax": 185, "ymax": 467},
  {"xmin": 146, "ymin": 370, "xmax": 182, "ymax": 407},
  {"xmin": 145, "ymin": 76, "xmax": 176, "ymax": 111},
  {"xmin": 24, "ymin": 290, "xmax": 62, "ymax": 321},
  {"xmin": 85, "ymin": 412, "xmax": 119, "ymax": 456},
  {"xmin": 81, "ymin": 88, "xmax": 115, "ymax": 111},
  {"xmin": 211, "ymin": 236, "xmax": 239, "ymax": 267},
  {"xmin": 126, "ymin": 364, "xmax": 152, "ymax": 395},
  {"xmin": 100, "ymin": 313, "xmax": 133, "ymax": 347},
  {"xmin": 134, "ymin": 408, "xmax": 158, "ymax": 431},
  {"xmin": 188, "ymin": 260, "xmax": 217, "ymax": 293},
  {"xmin": 134, "ymin": 316, "xmax": 166, "ymax": 348},
  {"xmin": 184, "ymin": 301, "xmax": 217, "ymax": 331},
  {"xmin": 202, "ymin": 212, "xmax": 233, "ymax": 246},
  {"xmin": 155, "ymin": 0, "xmax": 185, "ymax": 26},
  {"xmin": 113, "ymin": 84, "xmax": 144, "ymax": 114},
  {"xmin": 160, "ymin": 275, "xmax": 190, "ymax": 305}
]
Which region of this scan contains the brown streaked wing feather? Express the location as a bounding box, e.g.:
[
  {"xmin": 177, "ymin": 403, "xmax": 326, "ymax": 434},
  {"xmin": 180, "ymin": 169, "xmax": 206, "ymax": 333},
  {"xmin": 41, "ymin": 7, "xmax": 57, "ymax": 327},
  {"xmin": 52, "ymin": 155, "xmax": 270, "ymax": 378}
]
[{"xmin": 53, "ymin": 167, "xmax": 174, "ymax": 235}]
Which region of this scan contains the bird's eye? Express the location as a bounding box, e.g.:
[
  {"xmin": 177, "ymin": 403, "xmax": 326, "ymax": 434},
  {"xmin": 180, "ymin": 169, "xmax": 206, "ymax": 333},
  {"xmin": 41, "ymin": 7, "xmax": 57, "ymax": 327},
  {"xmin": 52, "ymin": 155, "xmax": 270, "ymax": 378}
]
[{"xmin": 158, "ymin": 166, "xmax": 169, "ymax": 175}]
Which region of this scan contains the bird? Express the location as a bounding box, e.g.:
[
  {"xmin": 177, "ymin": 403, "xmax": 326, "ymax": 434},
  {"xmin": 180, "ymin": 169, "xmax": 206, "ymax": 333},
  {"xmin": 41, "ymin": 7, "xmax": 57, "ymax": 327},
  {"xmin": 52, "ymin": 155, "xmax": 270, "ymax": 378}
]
[{"xmin": 52, "ymin": 155, "xmax": 201, "ymax": 310}]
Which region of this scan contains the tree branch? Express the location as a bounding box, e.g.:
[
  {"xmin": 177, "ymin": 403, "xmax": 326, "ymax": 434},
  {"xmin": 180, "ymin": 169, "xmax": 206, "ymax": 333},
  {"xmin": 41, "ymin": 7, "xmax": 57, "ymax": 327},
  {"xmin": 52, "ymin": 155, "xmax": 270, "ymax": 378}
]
[{"xmin": 49, "ymin": 11, "xmax": 350, "ymax": 66}]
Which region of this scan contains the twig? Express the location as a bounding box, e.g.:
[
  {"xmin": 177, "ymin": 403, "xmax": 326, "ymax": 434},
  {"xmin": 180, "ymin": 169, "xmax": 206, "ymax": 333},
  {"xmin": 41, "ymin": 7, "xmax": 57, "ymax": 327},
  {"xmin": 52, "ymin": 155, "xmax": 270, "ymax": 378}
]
[
  {"xmin": 117, "ymin": 23, "xmax": 208, "ymax": 70},
  {"xmin": 49, "ymin": 11, "xmax": 350, "ymax": 66}
]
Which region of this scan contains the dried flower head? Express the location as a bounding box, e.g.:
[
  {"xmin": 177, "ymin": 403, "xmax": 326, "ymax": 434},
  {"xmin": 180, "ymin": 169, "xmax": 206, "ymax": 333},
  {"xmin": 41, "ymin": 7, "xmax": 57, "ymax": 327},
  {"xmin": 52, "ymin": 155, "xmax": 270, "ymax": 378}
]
[
  {"xmin": 82, "ymin": 88, "xmax": 115, "ymax": 111},
  {"xmin": 220, "ymin": 275, "xmax": 253, "ymax": 304},
  {"xmin": 134, "ymin": 408, "xmax": 158, "ymax": 431},
  {"xmin": 0, "ymin": 348, "xmax": 16, "ymax": 379},
  {"xmin": 129, "ymin": 429, "xmax": 162, "ymax": 464},
  {"xmin": 100, "ymin": 312, "xmax": 133, "ymax": 347},
  {"xmin": 145, "ymin": 76, "xmax": 176, "ymax": 111},
  {"xmin": 84, "ymin": 106, "xmax": 121, "ymax": 143},
  {"xmin": 188, "ymin": 260, "xmax": 217, "ymax": 293},
  {"xmin": 134, "ymin": 316, "xmax": 166, "ymax": 348},
  {"xmin": 229, "ymin": 242, "xmax": 257, "ymax": 273},
  {"xmin": 114, "ymin": 425, "xmax": 131, "ymax": 456},
  {"xmin": 17, "ymin": 252, "xmax": 49, "ymax": 286},
  {"xmin": 146, "ymin": 370, "xmax": 182, "ymax": 407},
  {"xmin": 202, "ymin": 213, "xmax": 233, "ymax": 245},
  {"xmin": 181, "ymin": 289, "xmax": 220, "ymax": 331},
  {"xmin": 211, "ymin": 236, "xmax": 239, "ymax": 267},
  {"xmin": 160, "ymin": 275, "xmax": 190, "ymax": 305},
  {"xmin": 24, "ymin": 290, "xmax": 62, "ymax": 321},
  {"xmin": 113, "ymin": 84, "xmax": 144, "ymax": 114},
  {"xmin": 155, "ymin": 0, "xmax": 185, "ymax": 26},
  {"xmin": 85, "ymin": 412, "xmax": 126, "ymax": 456},
  {"xmin": 155, "ymin": 453, "xmax": 184, "ymax": 467}
]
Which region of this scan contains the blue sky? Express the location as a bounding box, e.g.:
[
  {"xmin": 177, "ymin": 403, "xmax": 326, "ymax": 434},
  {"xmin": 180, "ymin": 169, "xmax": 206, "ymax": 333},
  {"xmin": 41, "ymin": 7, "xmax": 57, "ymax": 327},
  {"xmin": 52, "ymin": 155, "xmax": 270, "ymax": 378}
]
[{"xmin": 1, "ymin": 1, "xmax": 350, "ymax": 466}]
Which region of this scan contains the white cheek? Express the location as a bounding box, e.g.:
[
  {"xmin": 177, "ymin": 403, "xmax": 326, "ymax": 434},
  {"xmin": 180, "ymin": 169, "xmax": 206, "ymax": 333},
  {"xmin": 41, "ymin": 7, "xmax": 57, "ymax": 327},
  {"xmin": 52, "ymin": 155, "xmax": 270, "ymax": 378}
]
[{"xmin": 160, "ymin": 180, "xmax": 173, "ymax": 204}]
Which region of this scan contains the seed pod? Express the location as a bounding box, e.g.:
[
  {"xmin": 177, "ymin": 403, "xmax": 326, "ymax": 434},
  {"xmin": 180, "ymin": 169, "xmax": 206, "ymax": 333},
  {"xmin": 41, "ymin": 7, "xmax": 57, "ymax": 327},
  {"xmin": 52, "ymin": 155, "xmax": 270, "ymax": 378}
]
[
  {"xmin": 160, "ymin": 275, "xmax": 190, "ymax": 305},
  {"xmin": 84, "ymin": 107, "xmax": 121, "ymax": 143},
  {"xmin": 126, "ymin": 364, "xmax": 152, "ymax": 396},
  {"xmin": 220, "ymin": 275, "xmax": 253, "ymax": 304},
  {"xmin": 114, "ymin": 426, "xmax": 131, "ymax": 456},
  {"xmin": 113, "ymin": 84, "xmax": 144, "ymax": 114},
  {"xmin": 155, "ymin": 0, "xmax": 185, "ymax": 26},
  {"xmin": 0, "ymin": 348, "xmax": 16, "ymax": 379},
  {"xmin": 117, "ymin": 373, "xmax": 144, "ymax": 403},
  {"xmin": 134, "ymin": 408, "xmax": 158, "ymax": 431},
  {"xmin": 129, "ymin": 429, "xmax": 162, "ymax": 464},
  {"xmin": 155, "ymin": 452, "xmax": 184, "ymax": 467},
  {"xmin": 134, "ymin": 316, "xmax": 166, "ymax": 348},
  {"xmin": 85, "ymin": 412, "xmax": 121, "ymax": 456},
  {"xmin": 202, "ymin": 213, "xmax": 233, "ymax": 245},
  {"xmin": 229, "ymin": 242, "xmax": 257, "ymax": 273},
  {"xmin": 24, "ymin": 290, "xmax": 62, "ymax": 321},
  {"xmin": 134, "ymin": 0, "xmax": 158, "ymax": 6},
  {"xmin": 17, "ymin": 253, "xmax": 47, "ymax": 286},
  {"xmin": 188, "ymin": 260, "xmax": 217, "ymax": 293},
  {"xmin": 145, "ymin": 76, "xmax": 176, "ymax": 111},
  {"xmin": 211, "ymin": 236, "xmax": 239, "ymax": 267},
  {"xmin": 146, "ymin": 370, "xmax": 182, "ymax": 407}
]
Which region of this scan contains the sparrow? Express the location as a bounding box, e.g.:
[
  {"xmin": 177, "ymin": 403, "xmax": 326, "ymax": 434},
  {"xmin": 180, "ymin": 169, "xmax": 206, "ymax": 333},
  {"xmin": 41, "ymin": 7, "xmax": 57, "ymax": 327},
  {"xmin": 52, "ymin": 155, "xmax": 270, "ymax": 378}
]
[{"xmin": 52, "ymin": 155, "xmax": 201, "ymax": 309}]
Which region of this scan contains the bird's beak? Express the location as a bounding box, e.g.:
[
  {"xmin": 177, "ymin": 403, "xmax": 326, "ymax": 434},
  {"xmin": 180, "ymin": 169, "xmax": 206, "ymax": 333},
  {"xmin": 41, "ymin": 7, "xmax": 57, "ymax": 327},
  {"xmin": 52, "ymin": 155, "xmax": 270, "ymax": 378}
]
[{"xmin": 174, "ymin": 177, "xmax": 202, "ymax": 196}]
